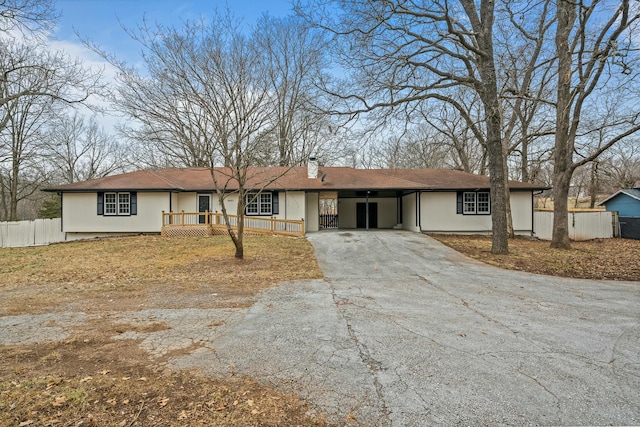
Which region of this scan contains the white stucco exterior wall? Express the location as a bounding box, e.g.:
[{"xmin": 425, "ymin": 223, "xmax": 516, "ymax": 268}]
[
  {"xmin": 305, "ymin": 192, "xmax": 319, "ymax": 232},
  {"xmin": 510, "ymin": 191, "xmax": 534, "ymax": 233},
  {"xmin": 277, "ymin": 191, "xmax": 305, "ymax": 221},
  {"xmin": 177, "ymin": 192, "xmax": 240, "ymax": 215},
  {"xmin": 170, "ymin": 192, "xmax": 179, "ymax": 212},
  {"xmin": 419, "ymin": 191, "xmax": 534, "ymax": 234},
  {"xmin": 177, "ymin": 192, "xmax": 198, "ymax": 212},
  {"xmin": 402, "ymin": 193, "xmax": 420, "ymax": 232},
  {"xmin": 61, "ymin": 188, "xmax": 534, "ymax": 237},
  {"xmin": 62, "ymin": 192, "xmax": 169, "ymax": 233},
  {"xmin": 338, "ymin": 200, "xmax": 354, "ymax": 228},
  {"xmin": 421, "ymin": 192, "xmax": 491, "ymax": 232},
  {"xmin": 170, "ymin": 191, "xmax": 309, "ymax": 223},
  {"xmin": 377, "ymin": 198, "xmax": 399, "ymax": 228}
]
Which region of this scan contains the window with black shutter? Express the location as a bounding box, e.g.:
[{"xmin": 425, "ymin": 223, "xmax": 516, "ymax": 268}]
[
  {"xmin": 456, "ymin": 191, "xmax": 490, "ymax": 215},
  {"xmin": 97, "ymin": 192, "xmax": 136, "ymax": 216}
]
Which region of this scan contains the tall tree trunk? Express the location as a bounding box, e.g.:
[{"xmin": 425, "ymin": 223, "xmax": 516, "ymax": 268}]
[
  {"xmin": 552, "ymin": 169, "xmax": 573, "ymax": 246},
  {"xmin": 234, "ymin": 193, "xmax": 245, "ymax": 259},
  {"xmin": 213, "ymin": 171, "xmax": 245, "ymax": 260},
  {"xmin": 472, "ymin": 0, "xmax": 509, "ymax": 254},
  {"xmin": 502, "ymin": 139, "xmax": 515, "ymax": 237},
  {"xmin": 521, "ymin": 138, "xmax": 530, "ymax": 183},
  {"xmin": 551, "ymin": 0, "xmax": 576, "ymax": 249},
  {"xmin": 278, "ymin": 130, "xmax": 288, "ymax": 167},
  {"xmin": 485, "ymin": 116, "xmax": 509, "ymax": 253},
  {"xmin": 10, "ymin": 157, "xmax": 20, "ymax": 221},
  {"xmin": 589, "ymin": 161, "xmax": 599, "ymax": 208},
  {"xmin": 504, "ymin": 160, "xmax": 514, "ymax": 238},
  {"xmin": 0, "ymin": 174, "xmax": 7, "ymax": 220}
]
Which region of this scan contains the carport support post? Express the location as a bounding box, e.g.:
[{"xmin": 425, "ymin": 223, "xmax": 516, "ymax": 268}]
[{"xmin": 366, "ymin": 191, "xmax": 370, "ymax": 231}]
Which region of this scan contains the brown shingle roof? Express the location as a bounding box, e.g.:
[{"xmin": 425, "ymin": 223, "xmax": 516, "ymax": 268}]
[
  {"xmin": 370, "ymin": 169, "xmax": 542, "ymax": 190},
  {"xmin": 43, "ymin": 167, "xmax": 547, "ymax": 192}
]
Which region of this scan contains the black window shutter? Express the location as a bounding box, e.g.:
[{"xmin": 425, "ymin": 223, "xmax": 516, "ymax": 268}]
[
  {"xmin": 456, "ymin": 191, "xmax": 463, "ymax": 214},
  {"xmin": 97, "ymin": 192, "xmax": 104, "ymax": 215},
  {"xmin": 131, "ymin": 192, "xmax": 137, "ymax": 215},
  {"xmin": 272, "ymin": 192, "xmax": 279, "ymax": 214}
]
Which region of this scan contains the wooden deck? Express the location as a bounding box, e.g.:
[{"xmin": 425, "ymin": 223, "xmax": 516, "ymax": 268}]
[{"xmin": 161, "ymin": 212, "xmax": 305, "ymax": 237}]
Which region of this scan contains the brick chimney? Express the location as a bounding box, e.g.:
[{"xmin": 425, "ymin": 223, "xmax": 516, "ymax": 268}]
[{"xmin": 308, "ymin": 156, "xmax": 318, "ymax": 179}]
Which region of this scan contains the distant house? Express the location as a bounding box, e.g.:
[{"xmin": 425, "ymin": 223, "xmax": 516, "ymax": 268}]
[
  {"xmin": 599, "ymin": 185, "xmax": 640, "ymax": 239},
  {"xmin": 599, "ymin": 186, "xmax": 640, "ymax": 217},
  {"xmin": 44, "ymin": 161, "xmax": 547, "ymax": 240}
]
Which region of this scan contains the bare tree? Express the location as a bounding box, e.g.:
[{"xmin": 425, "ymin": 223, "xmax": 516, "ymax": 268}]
[
  {"xmin": 422, "ymin": 97, "xmax": 488, "ymax": 174},
  {"xmin": 109, "ymin": 61, "xmax": 215, "ymax": 169},
  {"xmin": 599, "ymin": 140, "xmax": 640, "ymax": 191},
  {"xmin": 0, "ymin": 92, "xmax": 52, "ymax": 220},
  {"xmin": 254, "ymin": 15, "xmax": 340, "ymax": 166},
  {"xmin": 357, "ymin": 2, "xmax": 558, "ymax": 180},
  {"xmin": 298, "ymin": 0, "xmax": 512, "ymax": 253},
  {"xmin": 496, "ymin": 0, "xmax": 557, "ymax": 184},
  {"xmin": 587, "ymin": 160, "xmax": 601, "ymax": 208},
  {"xmin": 371, "ymin": 108, "xmax": 487, "ymax": 173},
  {"xmin": 552, "ymin": 0, "xmax": 640, "ymax": 248},
  {"xmin": 0, "ymin": 39, "xmax": 102, "ymax": 220},
  {"xmin": 94, "ymin": 15, "xmax": 294, "ymax": 258},
  {"xmin": 0, "ymin": 0, "xmax": 56, "ymax": 33},
  {"xmin": 45, "ymin": 112, "xmax": 125, "ymax": 184}
]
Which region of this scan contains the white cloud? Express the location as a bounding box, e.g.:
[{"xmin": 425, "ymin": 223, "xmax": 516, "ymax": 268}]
[{"xmin": 46, "ymin": 35, "xmax": 125, "ymax": 136}]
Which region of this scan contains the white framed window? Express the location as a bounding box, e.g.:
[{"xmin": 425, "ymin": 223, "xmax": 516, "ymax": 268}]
[
  {"xmin": 259, "ymin": 192, "xmax": 272, "ymax": 214},
  {"xmin": 99, "ymin": 192, "xmax": 136, "ymax": 216},
  {"xmin": 245, "ymin": 192, "xmax": 274, "ymax": 216},
  {"xmin": 118, "ymin": 193, "xmax": 130, "ymax": 215},
  {"xmin": 246, "ymin": 193, "xmax": 259, "ymax": 214},
  {"xmin": 458, "ymin": 191, "xmax": 491, "ymax": 215},
  {"xmin": 463, "ymin": 192, "xmax": 476, "ymax": 214},
  {"xmin": 104, "ymin": 192, "xmax": 117, "ymax": 215},
  {"xmin": 477, "ymin": 192, "xmax": 490, "ymax": 214}
]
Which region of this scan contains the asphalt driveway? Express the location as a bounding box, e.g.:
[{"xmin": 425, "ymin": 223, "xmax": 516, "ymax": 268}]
[
  {"xmin": 175, "ymin": 230, "xmax": 639, "ymax": 426},
  {"xmin": 2, "ymin": 230, "xmax": 637, "ymax": 425}
]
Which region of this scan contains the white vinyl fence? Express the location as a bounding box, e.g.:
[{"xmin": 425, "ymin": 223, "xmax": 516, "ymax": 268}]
[
  {"xmin": 534, "ymin": 210, "xmax": 615, "ymax": 241},
  {"xmin": 0, "ymin": 218, "xmax": 66, "ymax": 248}
]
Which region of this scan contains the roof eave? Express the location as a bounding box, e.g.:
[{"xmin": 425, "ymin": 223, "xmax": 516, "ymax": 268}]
[
  {"xmin": 42, "ymin": 188, "xmax": 181, "ymax": 193},
  {"xmin": 598, "ymin": 189, "xmax": 640, "ymax": 205},
  {"xmin": 43, "ymin": 185, "xmax": 551, "ymax": 193}
]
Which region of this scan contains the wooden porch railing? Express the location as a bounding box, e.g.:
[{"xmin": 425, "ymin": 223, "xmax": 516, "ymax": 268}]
[{"xmin": 161, "ymin": 211, "xmax": 305, "ymax": 237}]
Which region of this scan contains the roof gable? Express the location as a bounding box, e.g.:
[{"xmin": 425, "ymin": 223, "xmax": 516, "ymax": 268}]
[{"xmin": 599, "ymin": 188, "xmax": 640, "ymax": 206}]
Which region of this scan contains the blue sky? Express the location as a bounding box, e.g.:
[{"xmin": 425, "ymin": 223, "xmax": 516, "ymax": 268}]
[
  {"xmin": 45, "ymin": 0, "xmax": 296, "ymax": 129},
  {"xmin": 53, "ymin": 0, "xmax": 295, "ymax": 63}
]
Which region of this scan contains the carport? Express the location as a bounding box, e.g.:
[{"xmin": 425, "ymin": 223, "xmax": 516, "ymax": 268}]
[{"xmin": 320, "ymin": 189, "xmax": 417, "ymax": 230}]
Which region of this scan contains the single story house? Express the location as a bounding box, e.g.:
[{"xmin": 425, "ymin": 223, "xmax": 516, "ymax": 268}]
[
  {"xmin": 598, "ymin": 186, "xmax": 640, "ymax": 217},
  {"xmin": 598, "ymin": 185, "xmax": 640, "ymax": 239},
  {"xmin": 44, "ymin": 160, "xmax": 547, "ymax": 240}
]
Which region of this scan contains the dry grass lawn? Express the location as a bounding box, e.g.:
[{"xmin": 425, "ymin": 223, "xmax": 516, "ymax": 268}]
[
  {"xmin": 0, "ymin": 235, "xmax": 327, "ymax": 427},
  {"xmin": 431, "ymin": 234, "xmax": 640, "ymax": 282},
  {"xmin": 0, "ymin": 235, "xmax": 321, "ymax": 316}
]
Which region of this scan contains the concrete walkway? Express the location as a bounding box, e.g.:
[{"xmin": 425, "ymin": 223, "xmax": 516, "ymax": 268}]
[{"xmin": 1, "ymin": 230, "xmax": 638, "ymax": 425}]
